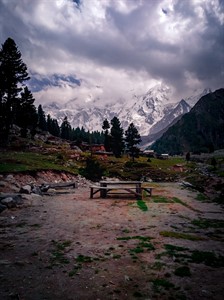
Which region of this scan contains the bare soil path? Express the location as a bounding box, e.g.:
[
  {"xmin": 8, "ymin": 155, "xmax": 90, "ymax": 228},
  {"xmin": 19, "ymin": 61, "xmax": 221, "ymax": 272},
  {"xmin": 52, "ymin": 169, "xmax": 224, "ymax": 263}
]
[{"xmin": 0, "ymin": 182, "xmax": 223, "ymax": 300}]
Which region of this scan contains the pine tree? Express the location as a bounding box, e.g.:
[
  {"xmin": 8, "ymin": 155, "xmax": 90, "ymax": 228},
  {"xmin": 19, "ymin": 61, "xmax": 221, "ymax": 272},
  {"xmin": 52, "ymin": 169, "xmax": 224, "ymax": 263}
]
[
  {"xmin": 16, "ymin": 86, "xmax": 37, "ymax": 137},
  {"xmin": 110, "ymin": 116, "xmax": 124, "ymax": 157},
  {"xmin": 125, "ymin": 123, "xmax": 141, "ymax": 161},
  {"xmin": 60, "ymin": 116, "xmax": 72, "ymax": 140},
  {"xmin": 37, "ymin": 105, "xmax": 47, "ymax": 131},
  {"xmin": 102, "ymin": 118, "xmax": 111, "ymax": 151},
  {"xmin": 0, "ymin": 37, "xmax": 30, "ymax": 141},
  {"xmin": 47, "ymin": 114, "xmax": 60, "ymax": 137}
]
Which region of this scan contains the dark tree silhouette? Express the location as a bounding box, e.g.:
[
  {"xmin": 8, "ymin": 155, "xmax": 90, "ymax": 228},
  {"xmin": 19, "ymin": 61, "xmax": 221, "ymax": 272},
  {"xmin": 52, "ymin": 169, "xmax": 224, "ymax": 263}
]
[
  {"xmin": 60, "ymin": 116, "xmax": 72, "ymax": 140},
  {"xmin": 16, "ymin": 86, "xmax": 37, "ymax": 137},
  {"xmin": 125, "ymin": 123, "xmax": 141, "ymax": 161},
  {"xmin": 0, "ymin": 37, "xmax": 30, "ymax": 141},
  {"xmin": 110, "ymin": 116, "xmax": 124, "ymax": 157},
  {"xmin": 102, "ymin": 118, "xmax": 111, "ymax": 151},
  {"xmin": 47, "ymin": 114, "xmax": 60, "ymax": 137},
  {"xmin": 37, "ymin": 105, "xmax": 47, "ymax": 131}
]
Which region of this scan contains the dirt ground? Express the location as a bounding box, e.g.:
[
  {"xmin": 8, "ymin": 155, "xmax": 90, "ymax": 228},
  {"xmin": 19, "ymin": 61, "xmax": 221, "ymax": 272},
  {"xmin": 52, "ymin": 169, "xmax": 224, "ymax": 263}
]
[{"xmin": 0, "ymin": 182, "xmax": 223, "ymax": 300}]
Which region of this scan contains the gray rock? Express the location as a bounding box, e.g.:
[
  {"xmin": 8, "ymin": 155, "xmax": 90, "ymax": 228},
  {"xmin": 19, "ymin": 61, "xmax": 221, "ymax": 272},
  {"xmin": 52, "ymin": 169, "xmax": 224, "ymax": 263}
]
[
  {"xmin": 5, "ymin": 174, "xmax": 14, "ymax": 181},
  {"xmin": 20, "ymin": 185, "xmax": 32, "ymax": 194},
  {"xmin": 31, "ymin": 186, "xmax": 42, "ymax": 195},
  {"xmin": 0, "ymin": 181, "xmax": 6, "ymax": 187},
  {"xmin": 0, "ymin": 203, "xmax": 7, "ymax": 212},
  {"xmin": 1, "ymin": 197, "xmax": 16, "ymax": 208}
]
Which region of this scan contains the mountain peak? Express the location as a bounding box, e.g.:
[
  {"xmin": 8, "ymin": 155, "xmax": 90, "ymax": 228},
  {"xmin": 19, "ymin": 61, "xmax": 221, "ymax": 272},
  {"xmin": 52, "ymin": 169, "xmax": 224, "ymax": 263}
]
[{"xmin": 43, "ymin": 85, "xmax": 211, "ymax": 137}]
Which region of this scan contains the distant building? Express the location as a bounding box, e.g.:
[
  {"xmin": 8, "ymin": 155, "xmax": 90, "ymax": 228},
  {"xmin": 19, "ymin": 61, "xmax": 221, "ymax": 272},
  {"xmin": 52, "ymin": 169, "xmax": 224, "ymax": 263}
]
[{"xmin": 142, "ymin": 150, "xmax": 155, "ymax": 157}]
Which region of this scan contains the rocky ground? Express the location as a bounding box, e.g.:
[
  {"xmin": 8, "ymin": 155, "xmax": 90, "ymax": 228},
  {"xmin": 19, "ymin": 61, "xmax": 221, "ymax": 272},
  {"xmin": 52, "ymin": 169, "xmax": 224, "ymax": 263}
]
[{"xmin": 0, "ymin": 172, "xmax": 224, "ymax": 300}]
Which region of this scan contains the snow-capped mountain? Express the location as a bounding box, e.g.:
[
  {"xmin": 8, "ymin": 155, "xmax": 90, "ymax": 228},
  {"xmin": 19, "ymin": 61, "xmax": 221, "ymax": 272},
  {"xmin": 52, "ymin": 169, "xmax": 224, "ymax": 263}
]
[
  {"xmin": 43, "ymin": 84, "xmax": 211, "ymax": 139},
  {"xmin": 149, "ymin": 99, "xmax": 191, "ymax": 135},
  {"xmin": 184, "ymin": 88, "xmax": 212, "ymax": 106}
]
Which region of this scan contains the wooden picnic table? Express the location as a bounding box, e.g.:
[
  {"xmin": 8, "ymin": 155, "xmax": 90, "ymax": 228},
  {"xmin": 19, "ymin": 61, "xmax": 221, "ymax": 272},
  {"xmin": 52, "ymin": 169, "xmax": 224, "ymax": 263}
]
[{"xmin": 90, "ymin": 180, "xmax": 153, "ymax": 199}]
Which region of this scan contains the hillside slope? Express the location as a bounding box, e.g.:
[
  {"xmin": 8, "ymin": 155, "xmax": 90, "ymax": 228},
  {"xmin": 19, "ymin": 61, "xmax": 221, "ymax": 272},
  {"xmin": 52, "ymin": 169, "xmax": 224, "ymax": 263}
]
[{"xmin": 151, "ymin": 88, "xmax": 224, "ymax": 154}]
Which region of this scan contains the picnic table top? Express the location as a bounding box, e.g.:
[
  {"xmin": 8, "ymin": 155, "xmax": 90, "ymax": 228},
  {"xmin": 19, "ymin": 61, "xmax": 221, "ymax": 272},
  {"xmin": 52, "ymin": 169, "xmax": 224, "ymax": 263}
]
[{"xmin": 100, "ymin": 180, "xmax": 142, "ymax": 185}]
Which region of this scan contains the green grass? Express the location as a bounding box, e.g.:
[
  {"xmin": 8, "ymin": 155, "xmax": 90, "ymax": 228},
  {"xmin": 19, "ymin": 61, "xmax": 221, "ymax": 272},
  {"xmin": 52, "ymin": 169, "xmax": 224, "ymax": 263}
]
[
  {"xmin": 164, "ymin": 244, "xmax": 189, "ymax": 253},
  {"xmin": 172, "ymin": 197, "xmax": 199, "ymax": 211},
  {"xmin": 151, "ymin": 278, "xmax": 175, "ymax": 290},
  {"xmin": 160, "ymin": 231, "xmax": 205, "ymax": 241},
  {"xmin": 174, "ymin": 266, "xmax": 191, "ymax": 277},
  {"xmin": 116, "ymin": 235, "xmax": 154, "ymax": 255},
  {"xmin": 76, "ymin": 255, "xmax": 94, "ymax": 263},
  {"xmin": 117, "ymin": 236, "xmax": 152, "ymax": 241},
  {"xmin": 151, "ymin": 195, "xmax": 198, "ymax": 211},
  {"xmin": 49, "ymin": 240, "xmax": 72, "ymax": 266},
  {"xmin": 156, "ymin": 244, "xmax": 190, "ymax": 260},
  {"xmin": 191, "ymin": 218, "xmax": 224, "ymax": 229},
  {"xmin": 137, "ymin": 199, "xmax": 148, "ymax": 211},
  {"xmin": 151, "ymin": 195, "xmax": 173, "ymax": 203},
  {"xmin": 196, "ymin": 193, "xmax": 209, "ymax": 202},
  {"xmin": 0, "ymin": 151, "xmax": 78, "ymax": 173},
  {"xmin": 190, "ymin": 250, "xmax": 224, "ymax": 267}
]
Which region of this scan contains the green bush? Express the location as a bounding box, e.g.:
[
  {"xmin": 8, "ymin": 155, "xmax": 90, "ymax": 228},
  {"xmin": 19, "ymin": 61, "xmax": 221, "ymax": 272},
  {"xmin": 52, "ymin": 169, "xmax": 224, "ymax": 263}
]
[{"xmin": 79, "ymin": 158, "xmax": 105, "ymax": 181}]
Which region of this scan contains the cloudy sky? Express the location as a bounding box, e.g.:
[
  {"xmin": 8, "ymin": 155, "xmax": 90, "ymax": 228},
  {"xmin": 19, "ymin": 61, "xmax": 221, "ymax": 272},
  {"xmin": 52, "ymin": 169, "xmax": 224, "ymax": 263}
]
[{"xmin": 0, "ymin": 0, "xmax": 223, "ymax": 105}]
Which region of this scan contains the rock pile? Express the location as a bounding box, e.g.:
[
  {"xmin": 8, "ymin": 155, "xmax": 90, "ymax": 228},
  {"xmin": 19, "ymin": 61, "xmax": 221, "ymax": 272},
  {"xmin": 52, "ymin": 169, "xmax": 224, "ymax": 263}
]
[{"xmin": 0, "ymin": 171, "xmax": 92, "ymax": 213}]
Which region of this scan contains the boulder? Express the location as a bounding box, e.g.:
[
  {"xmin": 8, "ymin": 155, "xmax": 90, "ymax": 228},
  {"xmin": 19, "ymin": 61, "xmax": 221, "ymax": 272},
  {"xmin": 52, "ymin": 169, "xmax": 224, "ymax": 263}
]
[
  {"xmin": 1, "ymin": 197, "xmax": 16, "ymax": 208},
  {"xmin": 19, "ymin": 185, "xmax": 32, "ymax": 194}
]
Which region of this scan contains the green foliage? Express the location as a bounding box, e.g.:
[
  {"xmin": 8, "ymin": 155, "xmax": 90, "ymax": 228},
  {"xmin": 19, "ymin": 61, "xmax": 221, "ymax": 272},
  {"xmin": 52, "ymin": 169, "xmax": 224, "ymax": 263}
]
[
  {"xmin": 102, "ymin": 118, "xmax": 111, "ymax": 151},
  {"xmin": 110, "ymin": 116, "xmax": 125, "ymax": 157},
  {"xmin": 152, "ymin": 195, "xmax": 173, "ymax": 203},
  {"xmin": 0, "ymin": 37, "xmax": 30, "ymax": 142},
  {"xmin": 16, "ymin": 87, "xmax": 37, "ymax": 137},
  {"xmin": 76, "ymin": 255, "xmax": 93, "ymax": 263},
  {"xmin": 79, "ymin": 157, "xmax": 105, "ymax": 181},
  {"xmin": 47, "ymin": 114, "xmax": 60, "ymax": 137},
  {"xmin": 160, "ymin": 231, "xmax": 205, "ymax": 240},
  {"xmin": 151, "ymin": 89, "xmax": 224, "ymax": 154},
  {"xmin": 151, "ymin": 278, "xmax": 175, "ymax": 290},
  {"xmin": 0, "ymin": 151, "xmax": 79, "ymax": 174},
  {"xmin": 191, "ymin": 218, "xmax": 224, "ymax": 229},
  {"xmin": 37, "ymin": 104, "xmax": 47, "ymax": 131},
  {"xmin": 125, "ymin": 123, "xmax": 141, "ymax": 161},
  {"xmin": 60, "ymin": 116, "xmax": 72, "ymax": 140},
  {"xmin": 50, "ymin": 240, "xmax": 72, "ymax": 266},
  {"xmin": 137, "ymin": 199, "xmax": 148, "ymax": 211},
  {"xmin": 196, "ymin": 193, "xmax": 209, "ymax": 202},
  {"xmin": 174, "ymin": 266, "xmax": 191, "ymax": 277},
  {"xmin": 190, "ymin": 250, "xmax": 224, "ymax": 267}
]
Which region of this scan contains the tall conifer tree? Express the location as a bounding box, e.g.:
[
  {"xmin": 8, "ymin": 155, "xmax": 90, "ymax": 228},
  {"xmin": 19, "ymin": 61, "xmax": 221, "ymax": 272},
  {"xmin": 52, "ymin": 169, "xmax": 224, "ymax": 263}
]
[
  {"xmin": 0, "ymin": 37, "xmax": 30, "ymax": 140},
  {"xmin": 110, "ymin": 116, "xmax": 124, "ymax": 157},
  {"xmin": 16, "ymin": 86, "xmax": 37, "ymax": 137},
  {"xmin": 125, "ymin": 123, "xmax": 141, "ymax": 161}
]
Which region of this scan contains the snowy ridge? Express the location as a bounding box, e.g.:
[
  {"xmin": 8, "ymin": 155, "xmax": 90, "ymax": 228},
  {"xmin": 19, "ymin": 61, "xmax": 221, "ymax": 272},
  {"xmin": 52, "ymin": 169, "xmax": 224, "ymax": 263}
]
[{"xmin": 43, "ymin": 84, "xmax": 211, "ymax": 138}]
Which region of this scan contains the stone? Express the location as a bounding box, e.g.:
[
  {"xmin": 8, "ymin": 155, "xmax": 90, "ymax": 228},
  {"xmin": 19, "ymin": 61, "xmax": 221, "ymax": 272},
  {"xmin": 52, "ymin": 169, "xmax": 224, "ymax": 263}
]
[
  {"xmin": 31, "ymin": 186, "xmax": 42, "ymax": 195},
  {"xmin": 1, "ymin": 197, "xmax": 16, "ymax": 208},
  {"xmin": 0, "ymin": 203, "xmax": 7, "ymax": 213},
  {"xmin": 19, "ymin": 185, "xmax": 32, "ymax": 194},
  {"xmin": 0, "ymin": 181, "xmax": 6, "ymax": 187}
]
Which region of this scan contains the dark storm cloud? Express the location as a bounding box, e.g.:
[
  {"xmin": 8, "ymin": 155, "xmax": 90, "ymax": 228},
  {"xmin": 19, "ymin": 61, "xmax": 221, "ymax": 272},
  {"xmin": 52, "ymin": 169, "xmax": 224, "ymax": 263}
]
[{"xmin": 0, "ymin": 0, "xmax": 223, "ymax": 103}]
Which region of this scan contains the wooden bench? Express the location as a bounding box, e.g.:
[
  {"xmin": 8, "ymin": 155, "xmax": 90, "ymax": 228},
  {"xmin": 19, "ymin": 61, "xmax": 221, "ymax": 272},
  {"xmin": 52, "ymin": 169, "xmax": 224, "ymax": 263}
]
[
  {"xmin": 90, "ymin": 185, "xmax": 153, "ymax": 199},
  {"xmin": 90, "ymin": 185, "xmax": 143, "ymax": 199},
  {"xmin": 40, "ymin": 181, "xmax": 77, "ymax": 192}
]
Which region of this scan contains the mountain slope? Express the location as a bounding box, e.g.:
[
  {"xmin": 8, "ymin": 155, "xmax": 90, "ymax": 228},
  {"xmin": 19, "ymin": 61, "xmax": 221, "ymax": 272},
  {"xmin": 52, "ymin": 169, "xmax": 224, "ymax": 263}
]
[
  {"xmin": 44, "ymin": 84, "xmax": 201, "ymax": 136},
  {"xmin": 151, "ymin": 88, "xmax": 224, "ymax": 154}
]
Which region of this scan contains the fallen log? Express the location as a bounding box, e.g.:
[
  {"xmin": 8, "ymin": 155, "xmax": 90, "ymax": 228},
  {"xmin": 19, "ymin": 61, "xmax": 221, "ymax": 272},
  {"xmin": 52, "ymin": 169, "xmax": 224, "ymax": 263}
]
[{"xmin": 40, "ymin": 181, "xmax": 77, "ymax": 192}]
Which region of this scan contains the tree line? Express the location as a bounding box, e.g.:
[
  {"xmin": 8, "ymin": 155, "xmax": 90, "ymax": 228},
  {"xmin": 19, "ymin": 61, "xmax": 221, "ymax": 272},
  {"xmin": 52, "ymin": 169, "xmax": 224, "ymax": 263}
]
[{"xmin": 0, "ymin": 37, "xmax": 142, "ymax": 160}]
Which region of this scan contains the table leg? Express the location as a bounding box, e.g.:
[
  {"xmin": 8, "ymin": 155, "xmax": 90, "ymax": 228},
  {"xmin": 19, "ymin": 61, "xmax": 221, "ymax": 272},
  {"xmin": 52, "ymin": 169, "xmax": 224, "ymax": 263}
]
[{"xmin": 100, "ymin": 183, "xmax": 107, "ymax": 198}]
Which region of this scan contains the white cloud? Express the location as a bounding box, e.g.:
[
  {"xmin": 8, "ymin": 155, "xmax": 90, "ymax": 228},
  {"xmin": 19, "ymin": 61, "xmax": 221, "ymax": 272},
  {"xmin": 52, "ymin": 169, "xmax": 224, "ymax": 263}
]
[{"xmin": 0, "ymin": 0, "xmax": 223, "ymax": 105}]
